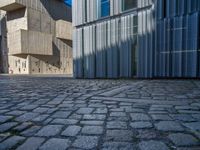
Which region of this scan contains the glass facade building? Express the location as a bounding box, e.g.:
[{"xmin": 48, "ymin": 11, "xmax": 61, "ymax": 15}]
[{"xmin": 73, "ymin": 0, "xmax": 200, "ymax": 78}]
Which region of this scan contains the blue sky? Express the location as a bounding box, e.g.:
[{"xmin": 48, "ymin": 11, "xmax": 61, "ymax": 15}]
[{"xmin": 64, "ymin": 0, "xmax": 72, "ymax": 6}]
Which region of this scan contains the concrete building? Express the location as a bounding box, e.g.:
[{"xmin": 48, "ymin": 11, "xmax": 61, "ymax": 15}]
[
  {"xmin": 73, "ymin": 0, "xmax": 200, "ymax": 78},
  {"xmin": 0, "ymin": 0, "xmax": 73, "ymax": 75}
]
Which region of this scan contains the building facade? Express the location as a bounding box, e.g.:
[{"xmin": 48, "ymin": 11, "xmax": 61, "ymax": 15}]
[
  {"xmin": 73, "ymin": 0, "xmax": 200, "ymax": 78},
  {"xmin": 0, "ymin": 0, "xmax": 73, "ymax": 75}
]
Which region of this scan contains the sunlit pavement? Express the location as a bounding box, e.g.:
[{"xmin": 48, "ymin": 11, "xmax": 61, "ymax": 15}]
[{"xmin": 0, "ymin": 75, "xmax": 200, "ymax": 150}]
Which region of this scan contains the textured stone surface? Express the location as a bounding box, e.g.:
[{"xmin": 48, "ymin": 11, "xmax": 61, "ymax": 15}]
[
  {"xmin": 0, "ymin": 76, "xmax": 200, "ymax": 149},
  {"xmin": 61, "ymin": 125, "xmax": 81, "ymax": 136},
  {"xmin": 168, "ymin": 133, "xmax": 199, "ymax": 146},
  {"xmin": 155, "ymin": 121, "xmax": 184, "ymax": 131},
  {"xmin": 0, "ymin": 136, "xmax": 25, "ymax": 150},
  {"xmin": 105, "ymin": 130, "xmax": 133, "ymax": 142},
  {"xmin": 36, "ymin": 125, "xmax": 63, "ymax": 137},
  {"xmin": 39, "ymin": 138, "xmax": 71, "ymax": 150},
  {"xmin": 16, "ymin": 137, "xmax": 45, "ymax": 150},
  {"xmin": 130, "ymin": 122, "xmax": 153, "ymax": 129},
  {"xmin": 139, "ymin": 140, "xmax": 169, "ymax": 150},
  {"xmin": 72, "ymin": 136, "xmax": 99, "ymax": 149},
  {"xmin": 81, "ymin": 126, "xmax": 103, "ymax": 135}
]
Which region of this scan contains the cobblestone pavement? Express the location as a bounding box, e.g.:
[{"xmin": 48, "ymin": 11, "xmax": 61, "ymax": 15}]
[{"xmin": 0, "ymin": 75, "xmax": 200, "ymax": 150}]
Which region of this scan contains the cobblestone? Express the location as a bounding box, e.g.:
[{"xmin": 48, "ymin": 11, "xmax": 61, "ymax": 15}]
[
  {"xmin": 61, "ymin": 125, "xmax": 81, "ymax": 136},
  {"xmin": 35, "ymin": 125, "xmax": 63, "ymax": 137},
  {"xmin": 39, "ymin": 138, "xmax": 71, "ymax": 150},
  {"xmin": 82, "ymin": 126, "xmax": 103, "ymax": 135},
  {"xmin": 16, "ymin": 137, "xmax": 45, "ymax": 150},
  {"xmin": 72, "ymin": 136, "xmax": 99, "ymax": 149},
  {"xmin": 139, "ymin": 140, "xmax": 169, "ymax": 150},
  {"xmin": 168, "ymin": 133, "xmax": 199, "ymax": 146},
  {"xmin": 0, "ymin": 76, "xmax": 200, "ymax": 149}
]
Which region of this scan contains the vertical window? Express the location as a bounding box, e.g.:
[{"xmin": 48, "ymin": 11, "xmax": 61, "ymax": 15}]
[
  {"xmin": 122, "ymin": 0, "xmax": 137, "ymax": 11},
  {"xmin": 101, "ymin": 0, "xmax": 110, "ymax": 17},
  {"xmin": 163, "ymin": 0, "xmax": 167, "ymax": 18},
  {"xmin": 131, "ymin": 15, "xmax": 138, "ymax": 76}
]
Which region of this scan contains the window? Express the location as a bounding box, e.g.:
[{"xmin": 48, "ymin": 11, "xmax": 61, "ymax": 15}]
[
  {"xmin": 122, "ymin": 0, "xmax": 137, "ymax": 11},
  {"xmin": 101, "ymin": 0, "xmax": 110, "ymax": 17}
]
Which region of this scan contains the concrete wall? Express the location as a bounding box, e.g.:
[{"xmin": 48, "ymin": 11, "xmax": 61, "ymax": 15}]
[{"xmin": 0, "ymin": 0, "xmax": 73, "ymax": 75}]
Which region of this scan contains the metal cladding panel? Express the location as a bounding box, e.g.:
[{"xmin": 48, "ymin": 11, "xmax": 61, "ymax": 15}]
[
  {"xmin": 177, "ymin": 0, "xmax": 187, "ymax": 16},
  {"xmin": 83, "ymin": 25, "xmax": 96, "ymax": 78},
  {"xmin": 110, "ymin": 0, "xmax": 121, "ymax": 16},
  {"xmin": 156, "ymin": 0, "xmax": 164, "ymax": 20},
  {"xmin": 120, "ymin": 16, "xmax": 130, "ymax": 77},
  {"xmin": 73, "ymin": 28, "xmax": 84, "ymax": 78},
  {"xmin": 120, "ymin": 14, "xmax": 137, "ymax": 78},
  {"xmin": 172, "ymin": 16, "xmax": 183, "ymax": 77},
  {"xmin": 96, "ymin": 22, "xmax": 107, "ymax": 78},
  {"xmin": 137, "ymin": 8, "xmax": 154, "ymax": 78},
  {"xmin": 107, "ymin": 19, "xmax": 119, "ymax": 78},
  {"xmin": 184, "ymin": 13, "xmax": 199, "ymax": 77}
]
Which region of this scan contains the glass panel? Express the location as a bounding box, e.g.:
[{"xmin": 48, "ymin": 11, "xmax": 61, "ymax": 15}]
[
  {"xmin": 101, "ymin": 0, "xmax": 110, "ymax": 17},
  {"xmin": 122, "ymin": 0, "xmax": 137, "ymax": 11}
]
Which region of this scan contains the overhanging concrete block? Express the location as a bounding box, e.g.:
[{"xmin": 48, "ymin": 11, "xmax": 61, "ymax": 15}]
[
  {"xmin": 8, "ymin": 29, "xmax": 53, "ymax": 55},
  {"xmin": 56, "ymin": 20, "xmax": 72, "ymax": 40},
  {"xmin": 0, "ymin": 0, "xmax": 25, "ymax": 11}
]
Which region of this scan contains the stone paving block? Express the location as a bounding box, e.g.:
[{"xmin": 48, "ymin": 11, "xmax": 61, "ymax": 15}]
[
  {"xmin": 33, "ymin": 107, "xmax": 49, "ymax": 113},
  {"xmin": 0, "ymin": 115, "xmax": 13, "ymax": 123},
  {"xmin": 15, "ymin": 112, "xmax": 39, "ymax": 122},
  {"xmin": 76, "ymin": 108, "xmax": 94, "ymax": 114},
  {"xmin": 80, "ymin": 121, "xmax": 104, "ymax": 125},
  {"xmin": 151, "ymin": 114, "xmax": 172, "ymax": 121},
  {"xmin": 72, "ymin": 136, "xmax": 99, "ymax": 149},
  {"xmin": 32, "ymin": 115, "xmax": 49, "ymax": 122},
  {"xmin": 130, "ymin": 122, "xmax": 153, "ymax": 129},
  {"xmin": 51, "ymin": 119, "xmax": 79, "ymax": 125},
  {"xmin": 81, "ymin": 126, "xmax": 103, "ymax": 135},
  {"xmin": 102, "ymin": 142, "xmax": 135, "ymax": 150},
  {"xmin": 16, "ymin": 137, "xmax": 45, "ymax": 150},
  {"xmin": 0, "ymin": 136, "xmax": 25, "ymax": 150},
  {"xmin": 6, "ymin": 110, "xmax": 25, "ymax": 116},
  {"xmin": 0, "ymin": 122, "xmax": 18, "ymax": 133},
  {"xmin": 110, "ymin": 112, "xmax": 126, "ymax": 117},
  {"xmin": 21, "ymin": 126, "xmax": 41, "ymax": 136},
  {"xmin": 155, "ymin": 121, "xmax": 184, "ymax": 131},
  {"xmin": 183, "ymin": 122, "xmax": 200, "ymax": 131},
  {"xmin": 168, "ymin": 133, "xmax": 199, "ymax": 146},
  {"xmin": 61, "ymin": 125, "xmax": 81, "ymax": 136},
  {"xmin": 35, "ymin": 125, "xmax": 63, "ymax": 137},
  {"xmin": 170, "ymin": 114, "xmax": 195, "ymax": 122},
  {"xmin": 52, "ymin": 111, "xmax": 71, "ymax": 118},
  {"xmin": 14, "ymin": 122, "xmax": 32, "ymax": 132},
  {"xmin": 20, "ymin": 105, "xmax": 38, "ymax": 111},
  {"xmin": 130, "ymin": 113, "xmax": 151, "ymax": 121},
  {"xmin": 192, "ymin": 114, "xmax": 200, "ymax": 120},
  {"xmin": 83, "ymin": 114, "xmax": 106, "ymax": 120},
  {"xmin": 39, "ymin": 138, "xmax": 71, "ymax": 150},
  {"xmin": 94, "ymin": 108, "xmax": 108, "ymax": 114},
  {"xmin": 137, "ymin": 130, "xmax": 158, "ymax": 139},
  {"xmin": 106, "ymin": 121, "xmax": 127, "ymax": 129},
  {"xmin": 105, "ymin": 130, "xmax": 133, "ymax": 141},
  {"xmin": 139, "ymin": 140, "xmax": 169, "ymax": 150}
]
